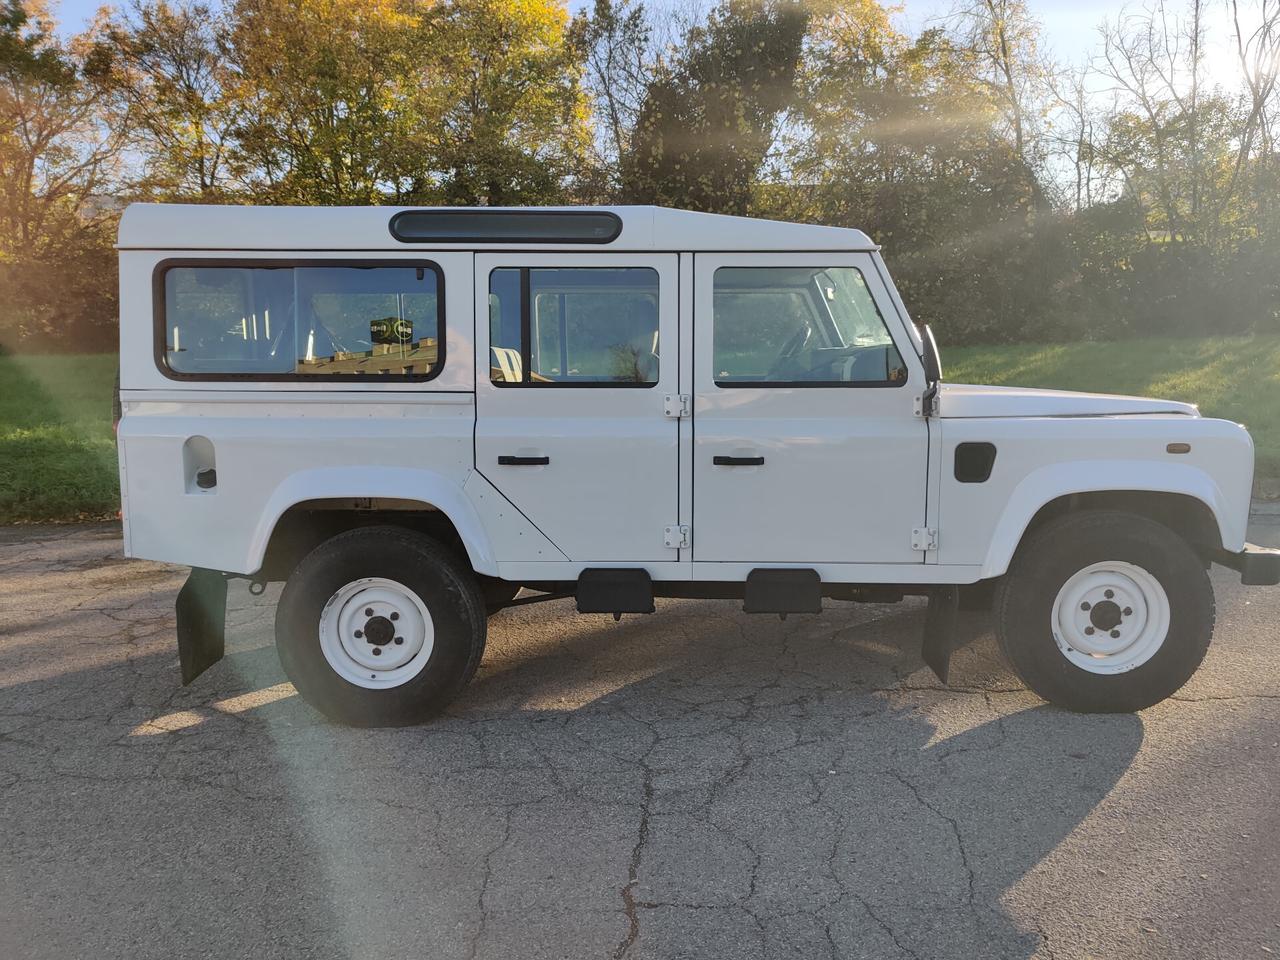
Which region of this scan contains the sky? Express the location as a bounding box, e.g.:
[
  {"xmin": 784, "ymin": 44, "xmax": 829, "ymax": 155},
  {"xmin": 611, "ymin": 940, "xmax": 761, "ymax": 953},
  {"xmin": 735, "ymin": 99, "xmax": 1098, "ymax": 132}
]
[
  {"xmin": 892, "ymin": 0, "xmax": 1245, "ymax": 87},
  {"xmin": 47, "ymin": 0, "xmax": 1246, "ymax": 87}
]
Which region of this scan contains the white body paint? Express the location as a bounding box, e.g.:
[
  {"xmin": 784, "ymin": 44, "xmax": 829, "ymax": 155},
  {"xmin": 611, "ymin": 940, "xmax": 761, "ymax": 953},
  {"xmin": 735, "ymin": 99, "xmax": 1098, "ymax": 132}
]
[{"xmin": 116, "ymin": 204, "xmax": 1257, "ymax": 588}]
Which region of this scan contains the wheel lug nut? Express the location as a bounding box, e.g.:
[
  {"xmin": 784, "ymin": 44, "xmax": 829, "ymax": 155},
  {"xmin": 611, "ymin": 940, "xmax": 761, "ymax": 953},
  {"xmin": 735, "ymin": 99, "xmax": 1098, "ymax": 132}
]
[
  {"xmin": 390, "ymin": 612, "xmax": 399, "ymax": 621},
  {"xmin": 1081, "ymin": 601, "xmax": 1091, "ymax": 611},
  {"xmin": 1110, "ymin": 630, "xmax": 1120, "ymax": 639},
  {"xmin": 354, "ymin": 630, "xmax": 363, "ymax": 639},
  {"xmin": 1104, "ymin": 590, "xmax": 1114, "ymax": 599},
  {"xmin": 1085, "ymin": 626, "xmax": 1095, "ymax": 635},
  {"xmin": 394, "ymin": 637, "xmax": 404, "ymax": 645},
  {"xmin": 372, "ymin": 648, "xmax": 382, "ymax": 656},
  {"xmin": 365, "ymin": 608, "xmax": 374, "ymax": 616},
  {"xmin": 1123, "ymin": 607, "xmax": 1133, "ymax": 616}
]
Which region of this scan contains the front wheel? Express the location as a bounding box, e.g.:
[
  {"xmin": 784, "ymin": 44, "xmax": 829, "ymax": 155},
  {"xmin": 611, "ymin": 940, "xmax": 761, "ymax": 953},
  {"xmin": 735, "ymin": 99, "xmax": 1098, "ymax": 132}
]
[
  {"xmin": 994, "ymin": 510, "xmax": 1215, "ymax": 713},
  {"xmin": 275, "ymin": 526, "xmax": 486, "ymax": 726}
]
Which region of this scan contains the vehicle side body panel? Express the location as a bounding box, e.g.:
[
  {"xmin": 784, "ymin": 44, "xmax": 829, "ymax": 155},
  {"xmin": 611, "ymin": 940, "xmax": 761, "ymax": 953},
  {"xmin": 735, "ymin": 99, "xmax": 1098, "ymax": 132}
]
[
  {"xmin": 117, "ymin": 394, "xmax": 548, "ymax": 576},
  {"xmin": 114, "ymin": 203, "xmax": 1259, "ymax": 592},
  {"xmin": 936, "ymin": 416, "xmax": 1253, "ymax": 573}
]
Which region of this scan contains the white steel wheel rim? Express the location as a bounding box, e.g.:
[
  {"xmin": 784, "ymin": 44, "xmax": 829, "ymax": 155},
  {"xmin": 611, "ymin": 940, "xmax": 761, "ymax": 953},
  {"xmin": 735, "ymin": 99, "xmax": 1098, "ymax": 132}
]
[
  {"xmin": 318, "ymin": 577, "xmax": 434, "ymax": 689},
  {"xmin": 1050, "ymin": 561, "xmax": 1170, "ymax": 675}
]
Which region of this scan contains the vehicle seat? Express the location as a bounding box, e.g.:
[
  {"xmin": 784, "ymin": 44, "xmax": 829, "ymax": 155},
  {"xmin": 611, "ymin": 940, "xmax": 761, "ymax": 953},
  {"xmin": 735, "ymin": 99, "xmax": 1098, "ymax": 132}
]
[
  {"xmin": 629, "ymin": 328, "xmax": 659, "ymax": 382},
  {"xmin": 491, "ymin": 346, "xmax": 522, "ymax": 382},
  {"xmin": 839, "ymin": 346, "xmax": 890, "ymax": 383}
]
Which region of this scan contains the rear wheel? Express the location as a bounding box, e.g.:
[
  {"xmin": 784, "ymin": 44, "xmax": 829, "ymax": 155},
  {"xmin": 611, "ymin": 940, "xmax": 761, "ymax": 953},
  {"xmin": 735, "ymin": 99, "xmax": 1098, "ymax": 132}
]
[
  {"xmin": 276, "ymin": 526, "xmax": 486, "ymax": 726},
  {"xmin": 994, "ymin": 510, "xmax": 1214, "ymax": 713}
]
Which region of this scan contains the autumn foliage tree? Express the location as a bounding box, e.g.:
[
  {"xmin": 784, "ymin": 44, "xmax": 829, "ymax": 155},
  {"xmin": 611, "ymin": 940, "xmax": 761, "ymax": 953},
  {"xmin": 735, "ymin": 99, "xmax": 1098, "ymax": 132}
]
[
  {"xmin": 0, "ymin": 1, "xmax": 123, "ymax": 350},
  {"xmin": 428, "ymin": 0, "xmax": 592, "ymax": 205},
  {"xmin": 93, "ymin": 0, "xmax": 240, "ymax": 199},
  {"xmin": 2, "ymin": 0, "xmax": 1280, "ymax": 352}
]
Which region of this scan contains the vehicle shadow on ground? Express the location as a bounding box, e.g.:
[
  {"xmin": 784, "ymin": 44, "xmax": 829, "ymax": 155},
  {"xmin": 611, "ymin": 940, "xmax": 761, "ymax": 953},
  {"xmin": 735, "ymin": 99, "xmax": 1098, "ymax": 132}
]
[
  {"xmin": 446, "ymin": 599, "xmax": 1145, "ymax": 958},
  {"xmin": 0, "ymin": 589, "xmax": 1144, "ymax": 960}
]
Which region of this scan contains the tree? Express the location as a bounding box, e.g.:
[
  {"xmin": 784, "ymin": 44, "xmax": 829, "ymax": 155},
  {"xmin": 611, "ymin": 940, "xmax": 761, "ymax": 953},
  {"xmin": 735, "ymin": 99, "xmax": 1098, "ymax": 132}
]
[
  {"xmin": 227, "ymin": 0, "xmax": 430, "ymax": 204},
  {"xmin": 1020, "ymin": 1, "xmax": 1272, "ymax": 338},
  {"xmin": 1227, "ymin": 0, "xmax": 1280, "ymax": 237},
  {"xmin": 621, "ymin": 0, "xmax": 809, "ymax": 214},
  {"xmin": 949, "ymin": 0, "xmax": 1045, "ymax": 165},
  {"xmin": 428, "ymin": 0, "xmax": 593, "ymax": 205},
  {"xmin": 0, "ymin": 1, "xmax": 124, "ymax": 350},
  {"xmin": 92, "ymin": 0, "xmax": 241, "ymax": 200},
  {"xmin": 576, "ymin": 0, "xmax": 656, "ymax": 196},
  {"xmin": 778, "ymin": 1, "xmax": 1061, "ymax": 342},
  {"xmin": 1092, "ymin": 1, "xmax": 1239, "ymax": 246}
]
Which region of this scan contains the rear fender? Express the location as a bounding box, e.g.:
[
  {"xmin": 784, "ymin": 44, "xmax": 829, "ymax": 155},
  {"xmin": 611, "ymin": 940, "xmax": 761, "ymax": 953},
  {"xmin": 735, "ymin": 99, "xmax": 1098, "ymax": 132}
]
[{"xmin": 246, "ymin": 467, "xmax": 498, "ymax": 577}]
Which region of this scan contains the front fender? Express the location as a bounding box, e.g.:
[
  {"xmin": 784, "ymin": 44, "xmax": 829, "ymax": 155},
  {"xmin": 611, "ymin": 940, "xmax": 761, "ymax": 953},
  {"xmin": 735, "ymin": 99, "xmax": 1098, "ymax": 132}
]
[
  {"xmin": 246, "ymin": 466, "xmax": 498, "ymax": 577},
  {"xmin": 979, "ymin": 460, "xmax": 1241, "ymax": 579}
]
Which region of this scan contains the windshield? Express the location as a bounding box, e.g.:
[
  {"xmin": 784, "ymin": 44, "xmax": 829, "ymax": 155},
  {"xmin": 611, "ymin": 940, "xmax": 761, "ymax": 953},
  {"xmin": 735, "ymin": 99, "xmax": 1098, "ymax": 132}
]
[{"xmin": 815, "ymin": 268, "xmax": 892, "ymax": 347}]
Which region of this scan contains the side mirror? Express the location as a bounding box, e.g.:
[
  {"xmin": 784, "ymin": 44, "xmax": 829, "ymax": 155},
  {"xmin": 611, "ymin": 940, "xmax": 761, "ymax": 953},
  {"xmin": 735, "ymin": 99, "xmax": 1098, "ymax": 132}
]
[{"xmin": 918, "ymin": 323, "xmax": 942, "ymax": 385}]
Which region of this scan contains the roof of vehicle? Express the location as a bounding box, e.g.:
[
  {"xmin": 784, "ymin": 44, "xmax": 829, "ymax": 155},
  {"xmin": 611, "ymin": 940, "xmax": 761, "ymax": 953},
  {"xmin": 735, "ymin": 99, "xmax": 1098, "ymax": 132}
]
[{"xmin": 117, "ymin": 204, "xmax": 877, "ymax": 253}]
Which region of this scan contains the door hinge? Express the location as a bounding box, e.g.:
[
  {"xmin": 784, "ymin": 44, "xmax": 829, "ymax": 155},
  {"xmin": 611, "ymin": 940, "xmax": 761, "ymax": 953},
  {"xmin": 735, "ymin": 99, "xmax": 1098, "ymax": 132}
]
[
  {"xmin": 911, "ymin": 527, "xmax": 938, "ymax": 551},
  {"xmin": 664, "ymin": 394, "xmax": 692, "ymax": 419},
  {"xmin": 664, "ymin": 524, "xmax": 691, "ymax": 549},
  {"xmin": 913, "ymin": 384, "xmax": 939, "ymax": 418}
]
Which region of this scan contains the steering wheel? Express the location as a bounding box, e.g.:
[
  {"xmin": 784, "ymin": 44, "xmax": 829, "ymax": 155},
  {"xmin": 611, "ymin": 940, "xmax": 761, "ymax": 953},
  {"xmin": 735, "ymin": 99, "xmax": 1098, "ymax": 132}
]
[{"xmin": 765, "ymin": 323, "xmax": 813, "ymax": 380}]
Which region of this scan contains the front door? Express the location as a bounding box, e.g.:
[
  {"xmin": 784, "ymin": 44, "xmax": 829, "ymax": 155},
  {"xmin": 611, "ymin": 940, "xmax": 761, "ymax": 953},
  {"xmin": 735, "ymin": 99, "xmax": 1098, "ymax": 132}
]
[
  {"xmin": 692, "ymin": 252, "xmax": 929, "ymax": 564},
  {"xmin": 475, "ymin": 253, "xmax": 679, "ymax": 562}
]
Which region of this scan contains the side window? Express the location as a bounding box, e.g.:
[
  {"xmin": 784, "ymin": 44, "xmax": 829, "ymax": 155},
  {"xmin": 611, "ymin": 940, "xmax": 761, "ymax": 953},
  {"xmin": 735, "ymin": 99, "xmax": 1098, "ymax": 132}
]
[
  {"xmin": 712, "ymin": 266, "xmax": 907, "ymax": 387},
  {"xmin": 159, "ymin": 261, "xmax": 443, "ymax": 380},
  {"xmin": 489, "ymin": 267, "xmax": 659, "ymax": 386}
]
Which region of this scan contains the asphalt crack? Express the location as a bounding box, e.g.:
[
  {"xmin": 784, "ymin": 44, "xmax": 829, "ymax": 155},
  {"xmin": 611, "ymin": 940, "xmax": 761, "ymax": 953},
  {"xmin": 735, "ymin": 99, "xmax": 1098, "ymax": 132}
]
[
  {"xmin": 612, "ymin": 753, "xmax": 654, "ymax": 959},
  {"xmin": 888, "ymin": 770, "xmax": 977, "ymax": 907},
  {"xmin": 465, "ymin": 805, "xmax": 516, "ymax": 960}
]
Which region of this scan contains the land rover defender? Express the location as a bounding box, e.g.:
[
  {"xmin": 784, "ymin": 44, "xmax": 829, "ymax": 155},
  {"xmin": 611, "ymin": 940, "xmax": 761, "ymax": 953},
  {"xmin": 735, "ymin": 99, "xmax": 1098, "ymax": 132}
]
[{"xmin": 114, "ymin": 204, "xmax": 1280, "ymax": 725}]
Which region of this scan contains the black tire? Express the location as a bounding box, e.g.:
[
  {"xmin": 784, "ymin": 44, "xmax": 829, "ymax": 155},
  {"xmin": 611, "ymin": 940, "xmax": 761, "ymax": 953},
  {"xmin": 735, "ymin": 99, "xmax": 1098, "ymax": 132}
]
[
  {"xmin": 958, "ymin": 578, "xmax": 999, "ymax": 612},
  {"xmin": 994, "ymin": 510, "xmax": 1214, "ymax": 713},
  {"xmin": 275, "ymin": 526, "xmax": 486, "ymax": 727}
]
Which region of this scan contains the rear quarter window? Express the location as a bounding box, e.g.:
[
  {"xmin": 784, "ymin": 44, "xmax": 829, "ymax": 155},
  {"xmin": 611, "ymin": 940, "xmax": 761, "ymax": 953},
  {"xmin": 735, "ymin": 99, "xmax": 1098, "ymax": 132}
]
[{"xmin": 154, "ymin": 260, "xmax": 445, "ymax": 382}]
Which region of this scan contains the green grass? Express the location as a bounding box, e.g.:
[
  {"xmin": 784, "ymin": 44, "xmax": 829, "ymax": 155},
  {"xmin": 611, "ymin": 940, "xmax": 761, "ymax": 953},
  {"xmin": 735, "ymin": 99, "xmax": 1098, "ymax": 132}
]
[
  {"xmin": 0, "ymin": 354, "xmax": 119, "ymax": 523},
  {"xmin": 944, "ymin": 335, "xmax": 1280, "ymax": 480},
  {"xmin": 2, "ymin": 338, "xmax": 1277, "ymax": 522}
]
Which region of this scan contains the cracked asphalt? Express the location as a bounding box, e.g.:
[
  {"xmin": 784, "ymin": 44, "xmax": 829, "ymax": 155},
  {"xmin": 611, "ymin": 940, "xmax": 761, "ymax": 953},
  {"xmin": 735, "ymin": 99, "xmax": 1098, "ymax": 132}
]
[{"xmin": 1, "ymin": 518, "xmax": 1279, "ymax": 960}]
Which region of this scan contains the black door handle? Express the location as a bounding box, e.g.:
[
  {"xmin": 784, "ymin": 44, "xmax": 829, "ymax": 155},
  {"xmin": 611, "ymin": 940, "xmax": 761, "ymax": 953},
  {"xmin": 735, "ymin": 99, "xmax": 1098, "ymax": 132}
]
[
  {"xmin": 498, "ymin": 455, "xmax": 550, "ymax": 466},
  {"xmin": 713, "ymin": 455, "xmax": 764, "ymax": 466}
]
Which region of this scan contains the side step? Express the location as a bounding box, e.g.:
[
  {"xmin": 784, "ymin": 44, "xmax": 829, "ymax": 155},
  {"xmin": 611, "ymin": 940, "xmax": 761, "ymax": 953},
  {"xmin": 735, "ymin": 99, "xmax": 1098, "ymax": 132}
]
[
  {"xmin": 576, "ymin": 568, "xmax": 655, "ymax": 618},
  {"xmin": 743, "ymin": 568, "xmax": 822, "ymax": 615}
]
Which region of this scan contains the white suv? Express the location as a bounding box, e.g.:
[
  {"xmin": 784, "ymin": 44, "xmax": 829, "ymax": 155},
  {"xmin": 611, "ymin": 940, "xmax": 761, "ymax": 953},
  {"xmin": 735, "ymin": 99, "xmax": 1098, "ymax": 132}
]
[{"xmin": 114, "ymin": 204, "xmax": 1279, "ymax": 725}]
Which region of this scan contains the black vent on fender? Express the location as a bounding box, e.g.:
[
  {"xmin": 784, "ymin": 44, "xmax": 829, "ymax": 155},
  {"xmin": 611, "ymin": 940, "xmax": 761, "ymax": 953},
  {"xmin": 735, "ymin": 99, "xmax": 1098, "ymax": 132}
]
[{"xmin": 954, "ymin": 442, "xmax": 997, "ymax": 483}]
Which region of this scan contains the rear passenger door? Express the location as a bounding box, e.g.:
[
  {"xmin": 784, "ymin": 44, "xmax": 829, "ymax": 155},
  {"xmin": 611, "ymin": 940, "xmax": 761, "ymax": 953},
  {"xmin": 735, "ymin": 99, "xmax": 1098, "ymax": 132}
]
[{"xmin": 474, "ymin": 254, "xmax": 679, "ymax": 562}]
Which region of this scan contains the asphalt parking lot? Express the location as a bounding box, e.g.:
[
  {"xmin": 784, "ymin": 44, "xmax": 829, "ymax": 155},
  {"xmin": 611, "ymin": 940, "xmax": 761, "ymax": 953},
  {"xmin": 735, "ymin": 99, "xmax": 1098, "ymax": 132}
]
[{"xmin": 2, "ymin": 518, "xmax": 1279, "ymax": 960}]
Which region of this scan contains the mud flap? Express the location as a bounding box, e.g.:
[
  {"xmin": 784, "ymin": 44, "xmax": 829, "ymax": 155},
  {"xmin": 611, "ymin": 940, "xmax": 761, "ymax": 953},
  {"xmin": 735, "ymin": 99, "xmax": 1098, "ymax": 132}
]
[
  {"xmin": 175, "ymin": 568, "xmax": 228, "ymax": 685},
  {"xmin": 921, "ymin": 585, "xmax": 959, "ymax": 684}
]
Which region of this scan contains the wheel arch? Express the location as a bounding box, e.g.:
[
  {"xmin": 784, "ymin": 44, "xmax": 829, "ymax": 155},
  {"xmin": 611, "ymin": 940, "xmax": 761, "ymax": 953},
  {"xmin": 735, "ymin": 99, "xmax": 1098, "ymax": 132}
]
[
  {"xmin": 246, "ymin": 467, "xmax": 497, "ymax": 580},
  {"xmin": 979, "ymin": 460, "xmax": 1239, "ymax": 579}
]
